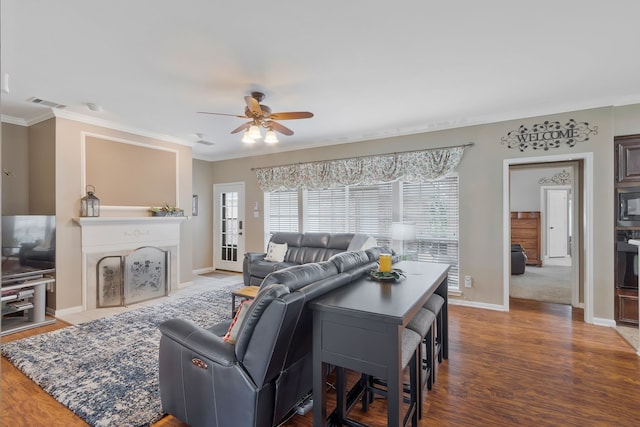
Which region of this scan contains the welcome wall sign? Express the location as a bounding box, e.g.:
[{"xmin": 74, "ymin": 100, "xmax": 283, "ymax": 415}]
[{"xmin": 501, "ymin": 119, "xmax": 598, "ymax": 152}]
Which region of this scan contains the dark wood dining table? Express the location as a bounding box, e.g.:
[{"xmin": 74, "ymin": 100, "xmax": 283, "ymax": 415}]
[{"xmin": 310, "ymin": 260, "xmax": 450, "ymax": 426}]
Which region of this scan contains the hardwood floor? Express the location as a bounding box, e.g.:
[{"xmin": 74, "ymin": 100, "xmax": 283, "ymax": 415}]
[{"xmin": 2, "ymin": 298, "xmax": 639, "ymax": 426}]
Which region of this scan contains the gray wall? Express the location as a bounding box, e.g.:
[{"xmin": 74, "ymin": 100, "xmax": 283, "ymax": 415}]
[
  {"xmin": 192, "ymin": 159, "xmax": 214, "ymax": 270},
  {"xmin": 2, "ymin": 123, "xmax": 30, "ymax": 214},
  {"xmin": 510, "ymin": 164, "xmax": 574, "ymax": 212},
  {"xmin": 204, "ymin": 105, "xmax": 640, "ymax": 322}
]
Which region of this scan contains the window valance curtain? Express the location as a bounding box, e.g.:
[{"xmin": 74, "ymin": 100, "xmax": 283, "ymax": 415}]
[{"xmin": 254, "ymin": 144, "xmax": 469, "ymax": 192}]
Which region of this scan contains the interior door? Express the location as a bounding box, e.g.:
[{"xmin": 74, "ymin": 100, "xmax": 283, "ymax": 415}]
[
  {"xmin": 213, "ymin": 182, "xmax": 245, "ymax": 272},
  {"xmin": 547, "ymin": 188, "xmax": 569, "ymax": 257}
]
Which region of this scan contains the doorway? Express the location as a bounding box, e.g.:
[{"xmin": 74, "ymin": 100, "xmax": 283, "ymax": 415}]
[
  {"xmin": 213, "ymin": 182, "xmax": 245, "ymax": 272},
  {"xmin": 509, "ymin": 167, "xmax": 575, "ymax": 306},
  {"xmin": 503, "ymin": 153, "xmax": 593, "ymax": 323}
]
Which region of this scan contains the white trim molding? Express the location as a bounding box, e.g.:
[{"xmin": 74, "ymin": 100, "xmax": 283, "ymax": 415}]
[{"xmin": 503, "ymin": 152, "xmax": 594, "ymax": 323}]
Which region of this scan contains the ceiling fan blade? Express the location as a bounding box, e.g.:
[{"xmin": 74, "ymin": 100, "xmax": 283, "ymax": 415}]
[
  {"xmin": 244, "ymin": 96, "xmax": 263, "ymax": 117},
  {"xmin": 269, "ymin": 111, "xmax": 314, "ymax": 120},
  {"xmin": 230, "ymin": 122, "xmax": 252, "ymax": 134},
  {"xmin": 267, "ymin": 121, "xmax": 294, "ymax": 136},
  {"xmin": 197, "ymin": 111, "xmax": 248, "ymax": 118}
]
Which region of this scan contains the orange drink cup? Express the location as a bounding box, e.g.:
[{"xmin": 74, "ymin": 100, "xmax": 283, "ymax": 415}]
[{"xmin": 379, "ymin": 254, "xmax": 392, "ymax": 272}]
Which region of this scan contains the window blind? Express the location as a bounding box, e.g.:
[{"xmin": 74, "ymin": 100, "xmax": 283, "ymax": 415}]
[
  {"xmin": 303, "ymin": 187, "xmax": 347, "ymax": 232},
  {"xmin": 348, "ymin": 183, "xmax": 393, "ymax": 245},
  {"xmin": 264, "ymin": 190, "xmax": 299, "ymax": 234},
  {"xmin": 402, "ymin": 176, "xmax": 459, "ymax": 288},
  {"xmin": 266, "ymin": 176, "xmax": 460, "ymax": 290}
]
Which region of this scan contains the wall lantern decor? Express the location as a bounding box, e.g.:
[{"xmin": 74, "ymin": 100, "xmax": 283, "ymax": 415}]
[
  {"xmin": 192, "ymin": 194, "xmax": 199, "ymax": 216},
  {"xmin": 502, "ymin": 119, "xmax": 598, "ymax": 152},
  {"xmin": 80, "ymin": 185, "xmax": 100, "ymax": 217}
]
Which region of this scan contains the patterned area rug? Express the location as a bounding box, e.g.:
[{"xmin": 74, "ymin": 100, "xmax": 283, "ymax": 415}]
[{"xmin": 1, "ymin": 284, "xmax": 241, "ymax": 427}]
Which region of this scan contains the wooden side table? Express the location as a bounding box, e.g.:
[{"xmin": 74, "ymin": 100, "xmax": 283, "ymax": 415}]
[{"xmin": 231, "ymin": 286, "xmax": 259, "ymax": 317}]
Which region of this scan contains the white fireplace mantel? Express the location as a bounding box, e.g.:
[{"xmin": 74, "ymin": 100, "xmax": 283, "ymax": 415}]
[
  {"xmin": 73, "ymin": 216, "xmax": 186, "ymax": 251},
  {"xmin": 73, "ymin": 216, "xmax": 186, "ymax": 311},
  {"xmin": 73, "ymin": 216, "xmax": 187, "ymax": 226}
]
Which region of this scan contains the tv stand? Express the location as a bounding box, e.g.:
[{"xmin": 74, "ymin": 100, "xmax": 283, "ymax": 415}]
[{"xmin": 1, "ymin": 272, "xmax": 56, "ymax": 336}]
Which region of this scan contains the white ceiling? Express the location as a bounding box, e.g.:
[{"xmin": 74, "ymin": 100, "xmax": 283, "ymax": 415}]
[{"xmin": 2, "ymin": 1, "xmax": 640, "ymax": 161}]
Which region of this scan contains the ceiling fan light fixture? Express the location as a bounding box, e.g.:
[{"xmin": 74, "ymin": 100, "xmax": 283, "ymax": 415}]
[
  {"xmin": 249, "ymin": 124, "xmax": 262, "ymax": 139},
  {"xmin": 264, "ymin": 129, "xmax": 279, "ymax": 144},
  {"xmin": 198, "ymin": 92, "xmax": 313, "ymax": 145},
  {"xmin": 241, "ymin": 130, "xmax": 256, "ymax": 143}
]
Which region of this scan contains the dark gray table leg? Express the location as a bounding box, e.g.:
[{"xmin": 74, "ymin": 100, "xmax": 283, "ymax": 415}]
[
  {"xmin": 385, "ymin": 324, "xmax": 403, "ymax": 427},
  {"xmin": 313, "ymin": 312, "xmax": 327, "ymax": 426},
  {"xmin": 440, "ymin": 277, "xmax": 449, "ymax": 360}
]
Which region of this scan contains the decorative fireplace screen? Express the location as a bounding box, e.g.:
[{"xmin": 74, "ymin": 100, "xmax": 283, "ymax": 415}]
[{"xmin": 96, "ymin": 246, "xmax": 169, "ymax": 308}]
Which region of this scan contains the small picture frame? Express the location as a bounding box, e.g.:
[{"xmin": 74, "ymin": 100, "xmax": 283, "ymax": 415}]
[{"xmin": 192, "ymin": 194, "xmax": 198, "ymax": 216}]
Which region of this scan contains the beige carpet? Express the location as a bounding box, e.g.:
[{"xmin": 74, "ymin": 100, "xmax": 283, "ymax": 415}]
[{"xmin": 510, "ymin": 264, "xmax": 572, "ymax": 304}]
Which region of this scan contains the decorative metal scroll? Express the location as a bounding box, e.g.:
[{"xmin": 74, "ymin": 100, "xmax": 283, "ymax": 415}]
[
  {"xmin": 501, "ymin": 119, "xmax": 598, "ymax": 152},
  {"xmin": 538, "ymin": 169, "xmax": 572, "ymax": 185}
]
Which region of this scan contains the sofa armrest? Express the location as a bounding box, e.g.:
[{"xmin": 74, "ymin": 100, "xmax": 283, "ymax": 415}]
[
  {"xmin": 159, "ymin": 318, "xmax": 236, "ymax": 367},
  {"xmin": 243, "ymin": 252, "xmax": 267, "ymax": 285},
  {"xmin": 244, "ymin": 252, "xmax": 266, "ymax": 262}
]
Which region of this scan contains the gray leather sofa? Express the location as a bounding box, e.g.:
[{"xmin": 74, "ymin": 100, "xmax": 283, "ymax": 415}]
[
  {"xmin": 242, "ymin": 232, "xmax": 376, "ymax": 286},
  {"xmin": 158, "ymin": 246, "xmax": 390, "ymax": 427}
]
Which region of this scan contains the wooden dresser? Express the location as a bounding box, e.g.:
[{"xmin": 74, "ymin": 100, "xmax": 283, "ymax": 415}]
[{"xmin": 511, "ymin": 211, "xmax": 542, "ymax": 267}]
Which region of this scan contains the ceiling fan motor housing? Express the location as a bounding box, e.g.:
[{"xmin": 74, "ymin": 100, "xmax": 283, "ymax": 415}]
[{"xmin": 250, "ymin": 91, "xmax": 266, "ymax": 102}]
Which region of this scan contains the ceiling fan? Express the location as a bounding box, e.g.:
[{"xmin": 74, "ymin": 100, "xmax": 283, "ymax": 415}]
[{"xmin": 198, "ymin": 91, "xmax": 314, "ymax": 143}]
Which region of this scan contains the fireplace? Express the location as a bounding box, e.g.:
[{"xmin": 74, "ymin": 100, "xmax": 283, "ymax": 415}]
[
  {"xmin": 74, "ymin": 216, "xmax": 185, "ymax": 311},
  {"xmin": 97, "ymin": 246, "xmax": 169, "ymax": 307}
]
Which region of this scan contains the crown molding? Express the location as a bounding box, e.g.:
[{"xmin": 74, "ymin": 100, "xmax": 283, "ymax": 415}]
[
  {"xmin": 52, "ymin": 109, "xmax": 191, "ymax": 147},
  {"xmin": 1, "ymin": 114, "xmax": 29, "ymax": 126},
  {"xmin": 1, "ymin": 109, "xmax": 191, "ymax": 149}
]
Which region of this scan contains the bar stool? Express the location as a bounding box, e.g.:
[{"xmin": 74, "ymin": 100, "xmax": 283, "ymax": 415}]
[
  {"xmin": 407, "ymin": 308, "xmax": 436, "ymax": 386},
  {"xmin": 405, "ymin": 307, "xmax": 436, "ymax": 420},
  {"xmin": 424, "ymin": 294, "xmax": 445, "ymax": 365},
  {"xmin": 360, "ymin": 328, "xmax": 422, "ymax": 427}
]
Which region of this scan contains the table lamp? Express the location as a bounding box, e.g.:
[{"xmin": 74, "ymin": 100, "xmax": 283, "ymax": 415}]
[{"xmin": 391, "ymin": 222, "xmax": 416, "ymax": 260}]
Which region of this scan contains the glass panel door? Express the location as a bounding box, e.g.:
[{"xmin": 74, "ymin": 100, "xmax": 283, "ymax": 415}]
[{"xmin": 213, "ymin": 183, "xmax": 245, "ymax": 271}]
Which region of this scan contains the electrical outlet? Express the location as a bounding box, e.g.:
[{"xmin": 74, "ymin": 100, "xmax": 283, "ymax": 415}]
[{"xmin": 464, "ymin": 275, "xmax": 472, "ymax": 288}]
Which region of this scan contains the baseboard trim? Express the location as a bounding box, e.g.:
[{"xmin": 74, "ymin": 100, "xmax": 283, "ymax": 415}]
[
  {"xmin": 592, "ymin": 317, "xmax": 616, "ymax": 328},
  {"xmin": 192, "ymin": 267, "xmax": 215, "ymax": 275},
  {"xmin": 53, "ymin": 305, "xmax": 84, "ymax": 317},
  {"xmin": 449, "ymin": 298, "xmax": 507, "ymax": 312},
  {"xmin": 177, "ymin": 281, "xmax": 192, "ymax": 290}
]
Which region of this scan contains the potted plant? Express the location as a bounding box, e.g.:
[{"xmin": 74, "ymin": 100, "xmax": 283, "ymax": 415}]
[{"xmin": 150, "ymin": 204, "xmax": 184, "ymax": 217}]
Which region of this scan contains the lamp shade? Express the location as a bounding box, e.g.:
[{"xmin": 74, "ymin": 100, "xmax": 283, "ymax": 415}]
[
  {"xmin": 391, "ymin": 222, "xmax": 416, "ymax": 241},
  {"xmin": 241, "ymin": 130, "xmax": 256, "ymax": 143},
  {"xmin": 248, "ymin": 124, "xmax": 262, "ymax": 139},
  {"xmin": 264, "ymin": 129, "xmax": 279, "ymax": 144}
]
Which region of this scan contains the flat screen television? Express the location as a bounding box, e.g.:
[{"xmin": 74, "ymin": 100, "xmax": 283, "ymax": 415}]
[{"xmin": 2, "ymin": 215, "xmax": 56, "ymax": 280}]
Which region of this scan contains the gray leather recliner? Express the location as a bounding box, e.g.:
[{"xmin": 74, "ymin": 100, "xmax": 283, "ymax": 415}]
[{"xmin": 159, "ymin": 284, "xmax": 304, "ymax": 427}]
